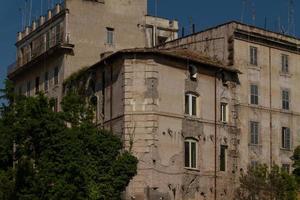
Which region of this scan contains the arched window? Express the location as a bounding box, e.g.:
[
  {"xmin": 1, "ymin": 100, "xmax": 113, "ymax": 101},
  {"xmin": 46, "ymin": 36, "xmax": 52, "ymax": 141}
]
[{"xmin": 184, "ymin": 138, "xmax": 198, "ymax": 169}]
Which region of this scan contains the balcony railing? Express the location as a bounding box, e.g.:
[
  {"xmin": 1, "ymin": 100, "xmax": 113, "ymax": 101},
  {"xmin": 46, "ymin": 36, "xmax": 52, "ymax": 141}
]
[{"xmin": 8, "ymin": 32, "xmax": 71, "ymax": 76}]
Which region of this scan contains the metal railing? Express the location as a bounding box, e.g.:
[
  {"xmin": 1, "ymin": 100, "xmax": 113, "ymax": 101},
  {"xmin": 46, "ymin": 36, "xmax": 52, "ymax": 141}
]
[{"xmin": 9, "ymin": 32, "xmax": 70, "ymax": 75}]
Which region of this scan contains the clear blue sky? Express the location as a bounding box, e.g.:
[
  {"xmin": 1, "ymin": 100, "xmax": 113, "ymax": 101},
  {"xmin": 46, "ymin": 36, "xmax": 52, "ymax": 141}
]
[{"xmin": 1, "ymin": 0, "xmax": 299, "ymax": 102}]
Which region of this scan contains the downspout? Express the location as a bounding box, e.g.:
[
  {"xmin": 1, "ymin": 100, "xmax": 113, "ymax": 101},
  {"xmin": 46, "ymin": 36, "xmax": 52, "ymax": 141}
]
[
  {"xmin": 214, "ymin": 71, "xmax": 218, "ymax": 200},
  {"xmin": 110, "ymin": 64, "xmax": 113, "ymax": 131},
  {"xmin": 269, "ymin": 47, "xmax": 273, "ymax": 167}
]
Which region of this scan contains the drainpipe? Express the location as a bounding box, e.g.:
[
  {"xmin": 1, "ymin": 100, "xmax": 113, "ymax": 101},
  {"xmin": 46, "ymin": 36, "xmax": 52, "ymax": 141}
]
[
  {"xmin": 110, "ymin": 64, "xmax": 113, "ymax": 131},
  {"xmin": 214, "ymin": 72, "xmax": 217, "ymax": 200},
  {"xmin": 269, "ymin": 46, "xmax": 273, "ymax": 200}
]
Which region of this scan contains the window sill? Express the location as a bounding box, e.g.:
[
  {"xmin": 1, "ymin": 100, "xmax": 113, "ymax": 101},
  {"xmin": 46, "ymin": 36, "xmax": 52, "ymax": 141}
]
[
  {"xmin": 279, "ymin": 72, "xmax": 292, "ymax": 78},
  {"xmin": 280, "ymin": 109, "xmax": 292, "ymax": 114},
  {"xmin": 280, "ymin": 148, "xmax": 292, "ymax": 152},
  {"xmin": 248, "ymin": 65, "xmax": 261, "ymax": 71},
  {"xmin": 184, "ymin": 167, "xmax": 200, "ymax": 172},
  {"xmin": 248, "ymin": 144, "xmax": 262, "ymax": 147}
]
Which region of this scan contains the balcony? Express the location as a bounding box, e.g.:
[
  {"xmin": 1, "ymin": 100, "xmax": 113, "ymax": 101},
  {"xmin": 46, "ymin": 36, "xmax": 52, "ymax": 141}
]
[{"xmin": 8, "ymin": 32, "xmax": 74, "ymax": 79}]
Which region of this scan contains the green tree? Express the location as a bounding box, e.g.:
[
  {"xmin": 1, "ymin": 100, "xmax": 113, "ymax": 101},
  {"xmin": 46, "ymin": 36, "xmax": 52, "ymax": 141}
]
[
  {"xmin": 292, "ymin": 146, "xmax": 300, "ymax": 185},
  {"xmin": 235, "ymin": 164, "xmax": 298, "ymax": 200},
  {"xmin": 0, "ymin": 80, "xmax": 138, "ymax": 200}
]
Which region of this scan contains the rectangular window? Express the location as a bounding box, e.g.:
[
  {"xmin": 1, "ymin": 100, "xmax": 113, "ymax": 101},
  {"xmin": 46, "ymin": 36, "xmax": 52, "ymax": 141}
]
[
  {"xmin": 220, "ymin": 145, "xmax": 227, "ymax": 171},
  {"xmin": 250, "ymin": 160, "xmax": 258, "ymax": 168},
  {"xmin": 54, "ymin": 67, "xmax": 59, "ymax": 85},
  {"xmin": 44, "ymin": 72, "xmax": 49, "ymax": 92},
  {"xmin": 250, "ymin": 84, "xmax": 259, "ymax": 105},
  {"xmin": 35, "ymin": 77, "xmax": 40, "ymax": 94},
  {"xmin": 250, "ymin": 46, "xmax": 258, "ymax": 65},
  {"xmin": 282, "ymin": 127, "xmax": 291, "ymax": 150},
  {"xmin": 282, "ymin": 164, "xmax": 290, "ymax": 173},
  {"xmin": 53, "ymin": 98, "xmax": 58, "ymax": 113},
  {"xmin": 46, "ymin": 31, "xmax": 50, "ymax": 50},
  {"xmin": 281, "ymin": 54, "xmax": 289, "ymax": 73},
  {"xmin": 106, "ymin": 28, "xmax": 114, "ymax": 45},
  {"xmin": 18, "ymin": 85, "xmax": 22, "ymax": 95},
  {"xmin": 56, "ymin": 24, "xmax": 61, "ymax": 43},
  {"xmin": 185, "ymin": 93, "xmax": 197, "ymax": 116},
  {"xmin": 184, "ymin": 139, "xmax": 197, "ymax": 169},
  {"xmin": 220, "ymin": 103, "xmax": 228, "ymax": 123},
  {"xmin": 250, "ymin": 121, "xmax": 259, "ymax": 145},
  {"xmin": 26, "ymin": 81, "xmax": 31, "ymax": 96},
  {"xmin": 282, "ymin": 90, "xmax": 290, "ymax": 110}
]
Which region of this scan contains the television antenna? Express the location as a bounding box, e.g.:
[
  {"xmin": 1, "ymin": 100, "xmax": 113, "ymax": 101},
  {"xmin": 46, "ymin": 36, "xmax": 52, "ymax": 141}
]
[{"xmin": 288, "ymin": 0, "xmax": 295, "ymax": 36}]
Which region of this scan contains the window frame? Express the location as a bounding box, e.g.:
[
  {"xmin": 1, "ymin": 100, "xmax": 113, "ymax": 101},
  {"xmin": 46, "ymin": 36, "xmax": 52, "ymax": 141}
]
[
  {"xmin": 281, "ymin": 127, "xmax": 291, "ymax": 150},
  {"xmin": 281, "ymin": 54, "xmax": 289, "ymax": 73},
  {"xmin": 282, "ymin": 164, "xmax": 290, "ymax": 173},
  {"xmin": 250, "ymin": 121, "xmax": 259, "ymax": 145},
  {"xmin": 106, "ymin": 27, "xmax": 114, "ymax": 45},
  {"xmin": 35, "ymin": 76, "xmax": 40, "ymax": 94},
  {"xmin": 184, "ymin": 138, "xmax": 198, "ymax": 169},
  {"xmin": 250, "ymin": 46, "xmax": 258, "ymax": 66},
  {"xmin": 26, "ymin": 81, "xmax": 31, "ymax": 96},
  {"xmin": 250, "ymin": 84, "xmax": 259, "ymax": 105},
  {"xmin": 54, "ymin": 67, "xmax": 59, "ymax": 85},
  {"xmin": 282, "ymin": 89, "xmax": 290, "ymax": 110},
  {"xmin": 44, "ymin": 71, "xmax": 49, "ymax": 92},
  {"xmin": 220, "ymin": 145, "xmax": 227, "ymax": 171},
  {"xmin": 185, "ymin": 93, "xmax": 198, "ymax": 116},
  {"xmin": 220, "ymin": 102, "xmax": 229, "ymax": 123}
]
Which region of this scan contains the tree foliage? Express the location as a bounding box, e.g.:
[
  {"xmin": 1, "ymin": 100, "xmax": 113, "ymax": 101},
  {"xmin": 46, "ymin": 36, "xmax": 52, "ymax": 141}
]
[
  {"xmin": 0, "ymin": 80, "xmax": 137, "ymax": 200},
  {"xmin": 292, "ymin": 146, "xmax": 300, "ymax": 186},
  {"xmin": 235, "ymin": 164, "xmax": 298, "ymax": 200}
]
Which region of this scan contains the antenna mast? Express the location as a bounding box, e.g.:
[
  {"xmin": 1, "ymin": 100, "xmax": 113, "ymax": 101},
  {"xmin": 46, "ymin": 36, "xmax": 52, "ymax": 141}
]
[{"xmin": 288, "ymin": 0, "xmax": 295, "ymax": 36}]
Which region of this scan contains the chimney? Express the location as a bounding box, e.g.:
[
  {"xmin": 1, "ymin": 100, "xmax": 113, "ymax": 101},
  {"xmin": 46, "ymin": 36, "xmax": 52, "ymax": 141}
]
[
  {"xmin": 17, "ymin": 32, "xmax": 22, "ymax": 41},
  {"xmin": 25, "ymin": 26, "xmax": 30, "ymax": 36},
  {"xmin": 55, "ymin": 4, "xmax": 61, "ymax": 14},
  {"xmin": 32, "ymin": 21, "xmax": 37, "ymax": 31},
  {"xmin": 47, "ymin": 9, "xmax": 52, "ymax": 20},
  {"xmin": 192, "ymin": 24, "xmax": 196, "ymax": 34},
  {"xmin": 39, "ymin": 16, "xmax": 45, "ymax": 26}
]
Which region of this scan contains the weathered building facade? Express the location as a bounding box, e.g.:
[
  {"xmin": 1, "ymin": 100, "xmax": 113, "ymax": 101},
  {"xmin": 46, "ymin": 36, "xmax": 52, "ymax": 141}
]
[
  {"xmin": 7, "ymin": 0, "xmax": 300, "ymax": 199},
  {"xmin": 73, "ymin": 49, "xmax": 240, "ymax": 200},
  {"xmin": 161, "ymin": 21, "xmax": 300, "ymax": 175},
  {"xmin": 8, "ymin": 0, "xmax": 178, "ymax": 109}
]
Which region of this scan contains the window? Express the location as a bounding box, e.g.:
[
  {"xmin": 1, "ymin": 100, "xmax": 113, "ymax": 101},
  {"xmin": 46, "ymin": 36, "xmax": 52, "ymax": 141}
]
[
  {"xmin": 250, "ymin": 46, "xmax": 258, "ymax": 65},
  {"xmin": 250, "ymin": 121, "xmax": 259, "ymax": 145},
  {"xmin": 18, "ymin": 85, "xmax": 22, "ymax": 95},
  {"xmin": 282, "ymin": 127, "xmax": 291, "ymax": 150},
  {"xmin": 54, "ymin": 67, "xmax": 59, "ymax": 85},
  {"xmin": 106, "ymin": 27, "xmax": 114, "ymax": 45},
  {"xmin": 53, "ymin": 98, "xmax": 58, "ymax": 113},
  {"xmin": 281, "ymin": 54, "xmax": 289, "ymax": 73},
  {"xmin": 184, "ymin": 139, "xmax": 197, "ymax": 169},
  {"xmin": 220, "ymin": 102, "xmax": 228, "ymax": 123},
  {"xmin": 250, "ymin": 84, "xmax": 258, "ymax": 105},
  {"xmin": 220, "ymin": 145, "xmax": 227, "ymax": 171},
  {"xmin": 44, "ymin": 72, "xmax": 49, "ymax": 92},
  {"xmin": 35, "ymin": 76, "xmax": 40, "ymax": 94},
  {"xmin": 282, "ymin": 164, "xmax": 290, "ymax": 173},
  {"xmin": 250, "ymin": 160, "xmax": 258, "ymax": 168},
  {"xmin": 26, "ymin": 81, "xmax": 31, "ymax": 96},
  {"xmin": 46, "ymin": 31, "xmax": 50, "ymax": 50},
  {"xmin": 185, "ymin": 93, "xmax": 197, "ymax": 116},
  {"xmin": 282, "ymin": 90, "xmax": 290, "ymax": 110}
]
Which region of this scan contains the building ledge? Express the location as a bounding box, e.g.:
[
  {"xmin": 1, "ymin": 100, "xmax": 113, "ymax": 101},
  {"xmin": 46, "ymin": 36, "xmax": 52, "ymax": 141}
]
[{"xmin": 8, "ymin": 42, "xmax": 74, "ymax": 79}]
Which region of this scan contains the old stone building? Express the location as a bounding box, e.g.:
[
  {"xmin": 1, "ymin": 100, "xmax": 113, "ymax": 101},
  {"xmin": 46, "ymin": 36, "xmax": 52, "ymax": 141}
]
[
  {"xmin": 161, "ymin": 20, "xmax": 300, "ymax": 177},
  {"xmin": 8, "ymin": 0, "xmax": 178, "ymax": 109},
  {"xmin": 76, "ymin": 48, "xmax": 240, "ymax": 200},
  {"xmin": 7, "ymin": 0, "xmax": 300, "ymax": 199}
]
